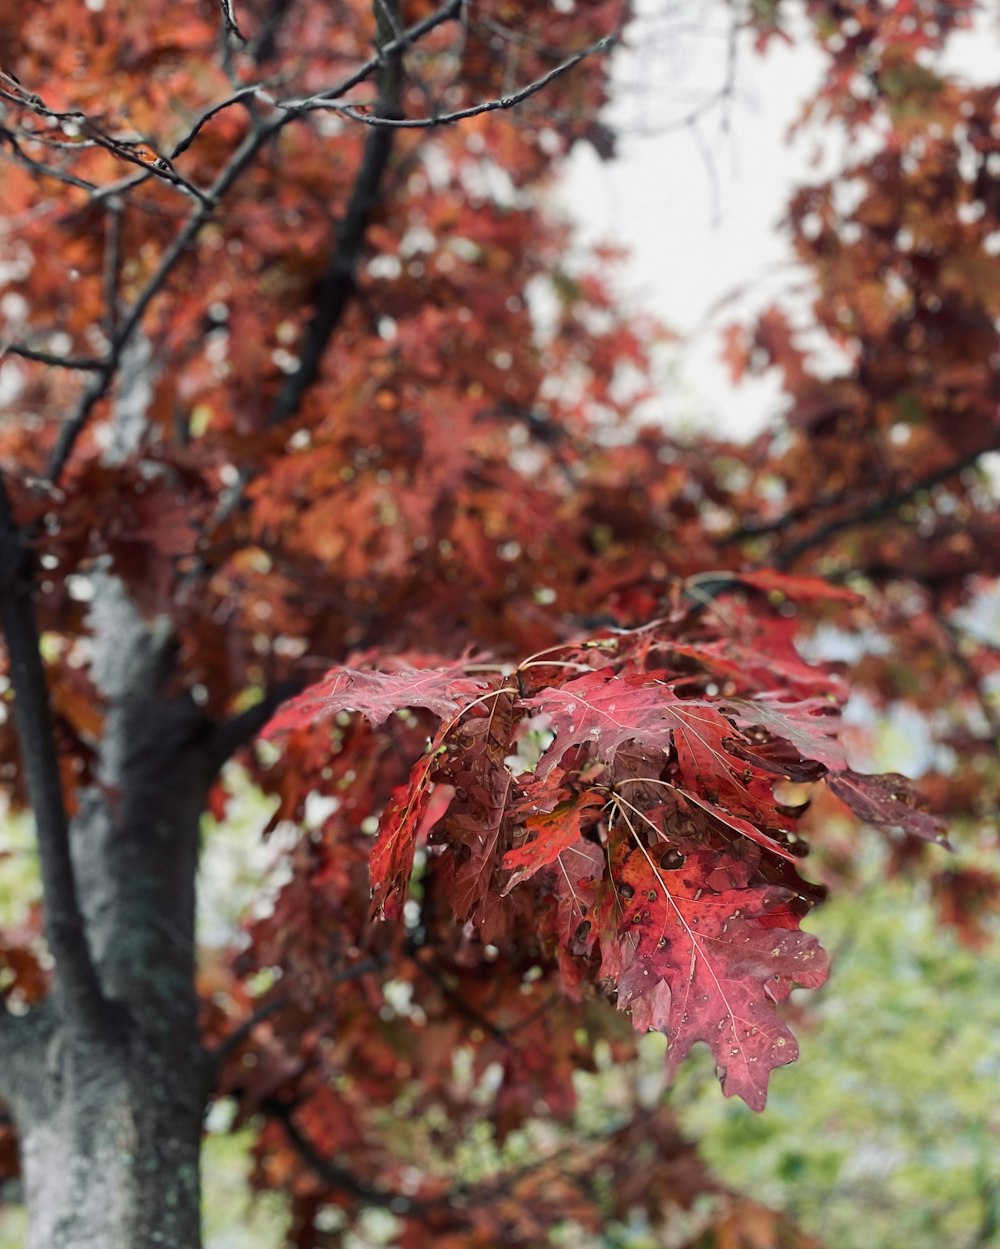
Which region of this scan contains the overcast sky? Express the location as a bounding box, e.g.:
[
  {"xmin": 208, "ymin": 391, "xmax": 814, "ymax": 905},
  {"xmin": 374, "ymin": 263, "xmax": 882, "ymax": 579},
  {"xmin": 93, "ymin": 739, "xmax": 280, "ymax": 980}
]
[{"xmin": 561, "ymin": 2, "xmax": 995, "ymax": 438}]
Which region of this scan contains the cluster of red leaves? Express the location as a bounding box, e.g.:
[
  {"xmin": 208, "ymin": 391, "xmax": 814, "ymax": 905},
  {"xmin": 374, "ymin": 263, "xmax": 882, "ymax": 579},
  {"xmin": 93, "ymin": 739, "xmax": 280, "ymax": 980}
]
[
  {"xmin": 261, "ymin": 582, "xmax": 942, "ymax": 1114},
  {"xmin": 199, "ymin": 576, "xmax": 943, "ymax": 1244}
]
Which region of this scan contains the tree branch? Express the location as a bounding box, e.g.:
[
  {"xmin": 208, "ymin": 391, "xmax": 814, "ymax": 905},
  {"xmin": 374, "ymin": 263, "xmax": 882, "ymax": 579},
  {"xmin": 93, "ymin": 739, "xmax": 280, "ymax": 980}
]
[
  {"xmin": 296, "ymin": 32, "xmax": 618, "ymax": 131},
  {"xmin": 261, "ymin": 1096, "xmax": 415, "ymax": 1211},
  {"xmin": 0, "ymin": 343, "xmax": 106, "ymax": 371},
  {"xmin": 204, "ymin": 675, "xmax": 308, "ymax": 771},
  {"xmin": 266, "ymin": 0, "xmax": 405, "ymax": 428},
  {"xmin": 41, "ymin": 0, "xmax": 463, "ymax": 486},
  {"xmin": 209, "ymin": 958, "xmax": 384, "ymax": 1075},
  {"xmin": 217, "ymin": 0, "xmax": 247, "ymax": 47},
  {"xmin": 0, "ymin": 474, "xmax": 109, "ymax": 1040},
  {"xmin": 261, "ymin": 1091, "xmax": 666, "ymax": 1227},
  {"xmin": 718, "ymin": 440, "xmax": 1000, "ymax": 567}
]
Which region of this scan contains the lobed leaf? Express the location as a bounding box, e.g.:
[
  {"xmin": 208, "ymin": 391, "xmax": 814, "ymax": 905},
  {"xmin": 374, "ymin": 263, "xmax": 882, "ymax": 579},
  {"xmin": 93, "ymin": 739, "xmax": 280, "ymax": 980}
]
[
  {"xmin": 263, "ymin": 661, "xmax": 496, "ymax": 736},
  {"xmin": 596, "ymin": 825, "xmax": 829, "ymax": 1110}
]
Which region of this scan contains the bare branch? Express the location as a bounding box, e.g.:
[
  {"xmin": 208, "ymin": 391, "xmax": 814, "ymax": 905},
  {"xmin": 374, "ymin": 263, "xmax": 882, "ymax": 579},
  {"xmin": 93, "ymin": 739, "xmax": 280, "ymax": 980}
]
[
  {"xmin": 102, "ymin": 197, "xmax": 124, "ymax": 336},
  {"xmin": 47, "ymin": 364, "xmax": 115, "ymax": 485},
  {"xmin": 260, "ymin": 1089, "xmax": 664, "ymax": 1226},
  {"xmin": 35, "ymin": 0, "xmax": 598, "ymax": 479},
  {"xmin": 0, "ymin": 127, "xmax": 99, "ymax": 193},
  {"xmin": 719, "ymin": 437, "xmax": 1000, "ymax": 559},
  {"xmin": 0, "ymin": 474, "xmax": 109, "ymax": 1040},
  {"xmin": 290, "ymin": 0, "xmax": 462, "ymax": 105},
  {"xmin": 0, "ymin": 343, "xmax": 105, "ymax": 371},
  {"xmin": 262, "ymin": 1096, "xmax": 415, "ymax": 1210},
  {"xmin": 167, "ymin": 85, "xmax": 268, "ymax": 162},
  {"xmin": 209, "ymin": 959, "xmax": 384, "ymax": 1076},
  {"xmin": 717, "ymin": 489, "xmax": 839, "ymax": 547},
  {"xmin": 218, "ymin": 0, "xmax": 247, "ymax": 47},
  {"xmin": 288, "ymin": 32, "xmax": 618, "ymax": 130},
  {"xmin": 47, "ymin": 123, "xmax": 262, "ymax": 484},
  {"xmin": 1, "ymin": 95, "xmax": 212, "ymax": 205},
  {"xmin": 205, "ymin": 675, "xmax": 308, "ymax": 770}
]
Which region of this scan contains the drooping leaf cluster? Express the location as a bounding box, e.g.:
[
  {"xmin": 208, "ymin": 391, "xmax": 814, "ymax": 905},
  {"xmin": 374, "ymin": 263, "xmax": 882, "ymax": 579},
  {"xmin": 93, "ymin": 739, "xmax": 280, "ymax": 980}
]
[{"xmin": 262, "ymin": 579, "xmax": 943, "ymax": 1112}]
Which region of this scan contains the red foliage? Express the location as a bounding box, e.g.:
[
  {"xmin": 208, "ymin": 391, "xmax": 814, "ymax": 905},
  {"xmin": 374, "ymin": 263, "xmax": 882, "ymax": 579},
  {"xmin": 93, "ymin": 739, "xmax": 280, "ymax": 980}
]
[{"xmin": 265, "ymin": 591, "xmax": 941, "ymax": 1111}]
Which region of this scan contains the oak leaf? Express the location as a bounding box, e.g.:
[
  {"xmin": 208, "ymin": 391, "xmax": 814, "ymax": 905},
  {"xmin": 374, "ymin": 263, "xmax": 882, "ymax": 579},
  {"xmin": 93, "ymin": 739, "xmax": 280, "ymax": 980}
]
[
  {"xmin": 596, "ymin": 828, "xmax": 828, "ymax": 1110},
  {"xmin": 263, "ymin": 661, "xmax": 496, "ymax": 736}
]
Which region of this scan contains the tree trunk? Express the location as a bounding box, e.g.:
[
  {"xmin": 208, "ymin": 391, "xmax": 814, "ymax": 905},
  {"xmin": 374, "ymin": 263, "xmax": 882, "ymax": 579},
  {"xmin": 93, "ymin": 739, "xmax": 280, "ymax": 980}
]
[
  {"xmin": 3, "ymin": 577, "xmax": 216, "ymax": 1248},
  {"xmin": 17, "ymin": 1027, "xmax": 204, "ymax": 1249}
]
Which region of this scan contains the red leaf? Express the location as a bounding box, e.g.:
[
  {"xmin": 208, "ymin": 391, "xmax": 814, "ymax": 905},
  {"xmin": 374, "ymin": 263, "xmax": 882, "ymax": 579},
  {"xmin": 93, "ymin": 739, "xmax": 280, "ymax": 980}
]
[
  {"xmin": 370, "ymin": 742, "xmax": 450, "ymax": 920},
  {"xmin": 672, "ymin": 787, "xmax": 796, "ymax": 862},
  {"xmin": 527, "ymin": 671, "xmax": 679, "ymax": 776},
  {"xmin": 826, "ymin": 769, "xmax": 950, "ymax": 845},
  {"xmin": 528, "ymin": 675, "xmax": 805, "ymax": 859},
  {"xmin": 434, "ymin": 691, "xmax": 517, "ymax": 932},
  {"xmin": 501, "ymin": 789, "xmax": 607, "ymax": 893},
  {"xmin": 597, "ymin": 827, "xmax": 828, "ymax": 1110},
  {"xmin": 720, "ymin": 696, "xmax": 847, "ymax": 772},
  {"xmin": 662, "ymin": 701, "xmax": 800, "ymax": 859},
  {"xmin": 263, "ymin": 661, "xmax": 496, "ymax": 736}
]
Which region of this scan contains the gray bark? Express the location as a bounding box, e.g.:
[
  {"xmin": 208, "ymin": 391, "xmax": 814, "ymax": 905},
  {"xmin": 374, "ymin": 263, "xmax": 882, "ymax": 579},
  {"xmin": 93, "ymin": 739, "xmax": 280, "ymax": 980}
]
[
  {"xmin": 2, "ymin": 576, "xmax": 214, "ymax": 1248},
  {"xmin": 16, "ymin": 1027, "xmax": 203, "ymax": 1249}
]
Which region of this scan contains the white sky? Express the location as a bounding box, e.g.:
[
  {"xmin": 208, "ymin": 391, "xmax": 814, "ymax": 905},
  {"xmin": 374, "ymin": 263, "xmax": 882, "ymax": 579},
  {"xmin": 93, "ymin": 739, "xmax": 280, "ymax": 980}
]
[
  {"xmin": 562, "ymin": 2, "xmax": 824, "ymax": 435},
  {"xmin": 561, "ymin": 2, "xmax": 997, "ymax": 437}
]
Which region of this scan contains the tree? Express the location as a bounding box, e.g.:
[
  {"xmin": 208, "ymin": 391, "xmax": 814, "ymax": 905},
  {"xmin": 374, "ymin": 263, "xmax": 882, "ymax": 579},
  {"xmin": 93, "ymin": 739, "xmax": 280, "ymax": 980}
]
[{"xmin": 0, "ymin": 1, "xmax": 996, "ymax": 1246}]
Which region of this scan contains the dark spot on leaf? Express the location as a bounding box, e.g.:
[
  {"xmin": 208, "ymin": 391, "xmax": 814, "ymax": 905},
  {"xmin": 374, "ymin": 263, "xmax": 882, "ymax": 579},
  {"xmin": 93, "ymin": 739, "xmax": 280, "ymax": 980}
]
[{"xmin": 659, "ymin": 847, "xmax": 685, "ymax": 870}]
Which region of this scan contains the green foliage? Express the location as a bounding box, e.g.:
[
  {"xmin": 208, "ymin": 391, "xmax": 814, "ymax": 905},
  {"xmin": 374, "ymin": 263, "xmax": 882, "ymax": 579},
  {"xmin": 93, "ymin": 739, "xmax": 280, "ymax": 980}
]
[{"xmin": 675, "ymin": 853, "xmax": 1000, "ymax": 1249}]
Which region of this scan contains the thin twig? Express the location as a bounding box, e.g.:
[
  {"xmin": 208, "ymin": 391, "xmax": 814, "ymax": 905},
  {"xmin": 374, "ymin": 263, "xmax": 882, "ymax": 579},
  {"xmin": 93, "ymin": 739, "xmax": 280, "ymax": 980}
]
[
  {"xmin": 2, "ymin": 98, "xmax": 212, "ymax": 205},
  {"xmin": 290, "ymin": 33, "xmax": 617, "ymax": 129},
  {"xmin": 210, "ymin": 957, "xmax": 385, "ymax": 1073},
  {"xmin": 412, "ymin": 956, "xmax": 508, "ymax": 1046},
  {"xmin": 102, "ymin": 197, "xmax": 124, "ymax": 336},
  {"xmin": 218, "ymin": 0, "xmax": 247, "ymax": 46},
  {"xmin": 1, "ymin": 343, "xmax": 105, "ymax": 371},
  {"xmin": 205, "ymin": 675, "xmax": 308, "ymax": 770},
  {"xmin": 267, "ymin": 0, "xmax": 406, "ymax": 428},
  {"xmin": 0, "ymin": 129, "xmax": 99, "ymax": 193},
  {"xmin": 262, "ymin": 1096, "xmax": 415, "ymax": 1210},
  {"xmin": 719, "ymin": 439, "xmax": 1000, "ymax": 558},
  {"xmin": 211, "ymin": 995, "xmax": 290, "ymax": 1071},
  {"xmin": 263, "ymin": 1089, "xmax": 666, "ymax": 1223},
  {"xmin": 167, "ymin": 84, "xmax": 272, "ymax": 162},
  {"xmin": 771, "ymin": 441, "xmax": 1000, "ymax": 569}
]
